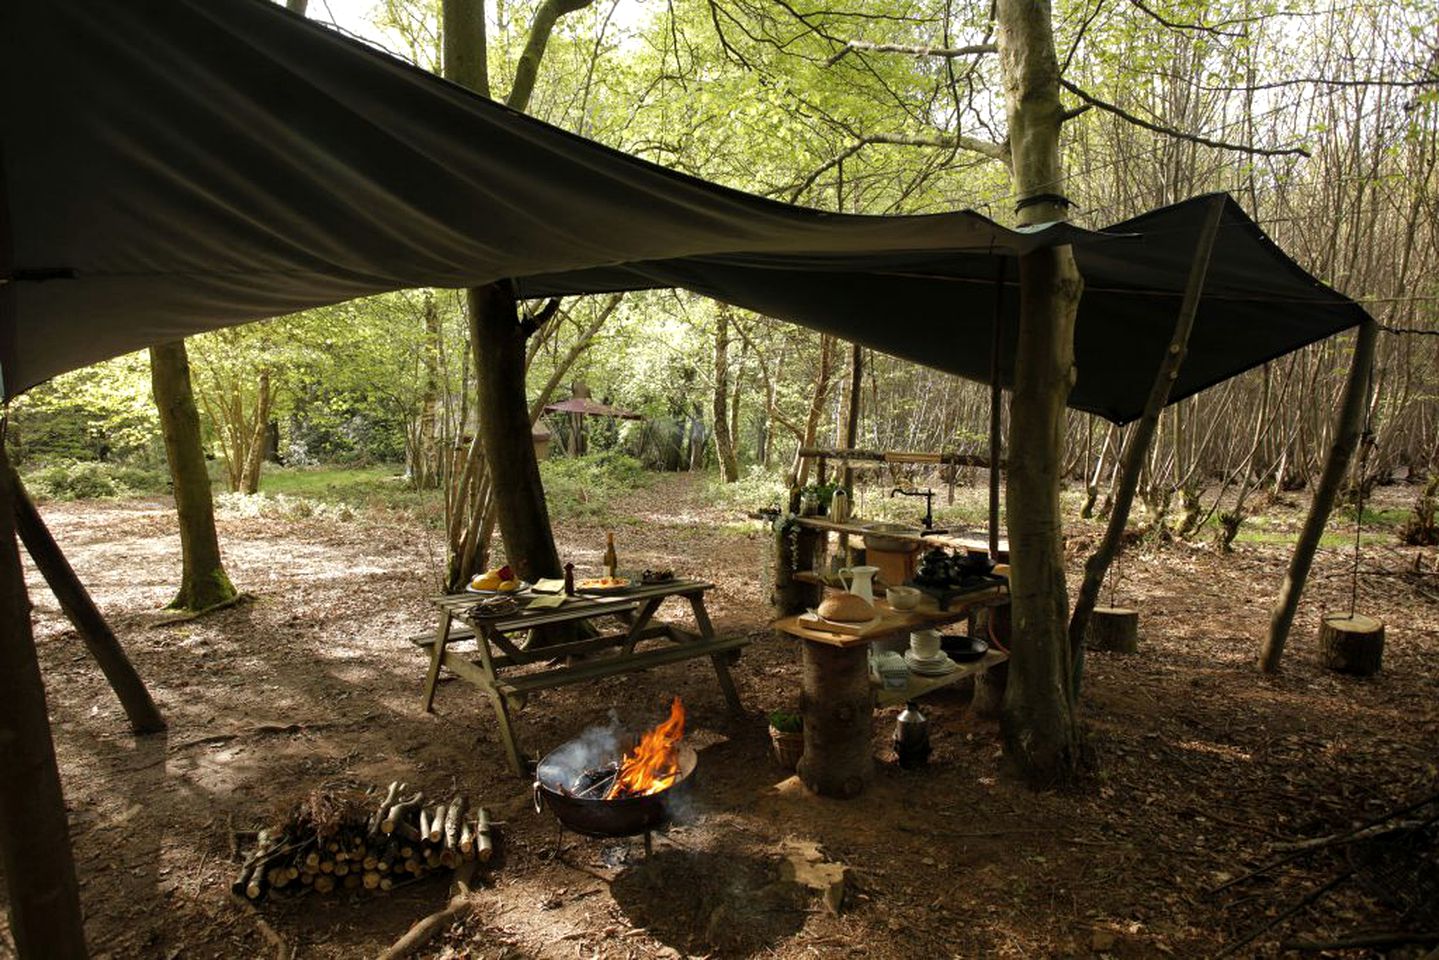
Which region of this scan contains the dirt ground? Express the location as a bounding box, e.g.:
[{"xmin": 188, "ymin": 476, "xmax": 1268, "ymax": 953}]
[{"xmin": 2, "ymin": 473, "xmax": 1436, "ymax": 959}]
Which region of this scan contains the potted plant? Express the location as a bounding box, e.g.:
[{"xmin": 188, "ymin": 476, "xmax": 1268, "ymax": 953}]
[{"xmin": 768, "ymin": 709, "xmax": 804, "ymax": 770}]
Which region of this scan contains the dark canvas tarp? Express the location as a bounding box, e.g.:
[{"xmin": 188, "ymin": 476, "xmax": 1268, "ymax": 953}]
[{"xmin": 1, "ymin": 0, "xmax": 1368, "ymax": 421}]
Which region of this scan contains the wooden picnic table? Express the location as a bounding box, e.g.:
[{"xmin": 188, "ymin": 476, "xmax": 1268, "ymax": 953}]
[
  {"xmin": 772, "ymin": 585, "xmax": 1009, "ymax": 799},
  {"xmin": 416, "ymin": 577, "xmax": 747, "ymax": 777}
]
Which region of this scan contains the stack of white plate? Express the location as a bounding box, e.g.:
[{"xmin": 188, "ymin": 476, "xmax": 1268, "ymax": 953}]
[{"xmin": 903, "ymin": 649, "xmax": 958, "ymax": 676}]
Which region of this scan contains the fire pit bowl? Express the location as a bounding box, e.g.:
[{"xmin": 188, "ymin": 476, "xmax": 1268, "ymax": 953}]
[{"xmin": 534, "ymin": 742, "xmax": 698, "ymax": 839}]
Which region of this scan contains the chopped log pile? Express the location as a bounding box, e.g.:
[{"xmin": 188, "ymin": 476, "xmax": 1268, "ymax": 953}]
[{"xmin": 232, "ymin": 782, "xmax": 493, "ymax": 901}]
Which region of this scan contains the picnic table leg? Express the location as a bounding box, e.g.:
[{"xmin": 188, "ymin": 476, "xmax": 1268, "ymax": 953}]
[
  {"xmin": 688, "ymin": 594, "xmax": 744, "ymax": 716},
  {"xmin": 796, "ymin": 639, "xmax": 874, "ymax": 799},
  {"xmin": 620, "ymin": 597, "xmax": 665, "ymax": 656},
  {"xmin": 421, "ymin": 610, "xmax": 452, "ymax": 713},
  {"xmin": 486, "ymin": 690, "xmax": 527, "ymax": 778},
  {"xmin": 473, "ymin": 625, "xmax": 527, "ymax": 778}
]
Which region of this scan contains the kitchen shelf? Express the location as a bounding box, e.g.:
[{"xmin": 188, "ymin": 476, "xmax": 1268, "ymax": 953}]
[{"xmin": 873, "ymin": 649, "xmax": 1007, "ymax": 707}]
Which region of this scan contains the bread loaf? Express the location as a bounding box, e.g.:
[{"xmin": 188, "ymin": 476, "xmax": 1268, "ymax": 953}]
[{"xmin": 818, "ymin": 592, "xmax": 875, "ymax": 623}]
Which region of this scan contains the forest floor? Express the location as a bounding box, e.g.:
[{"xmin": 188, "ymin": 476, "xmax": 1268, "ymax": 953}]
[{"xmin": 2, "ymin": 471, "xmax": 1437, "ymax": 959}]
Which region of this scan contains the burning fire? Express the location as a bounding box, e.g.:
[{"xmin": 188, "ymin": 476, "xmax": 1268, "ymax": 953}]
[{"xmin": 605, "ymin": 697, "xmax": 686, "ymax": 799}]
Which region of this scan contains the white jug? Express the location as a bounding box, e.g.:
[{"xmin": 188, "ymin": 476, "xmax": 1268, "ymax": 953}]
[{"xmin": 839, "ymin": 565, "xmax": 879, "ymax": 604}]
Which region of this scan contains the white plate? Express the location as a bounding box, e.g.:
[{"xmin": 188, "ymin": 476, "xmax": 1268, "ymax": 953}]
[{"xmin": 904, "ymin": 651, "xmax": 957, "ymax": 675}]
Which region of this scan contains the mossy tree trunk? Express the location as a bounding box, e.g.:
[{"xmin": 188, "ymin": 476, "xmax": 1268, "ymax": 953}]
[
  {"xmin": 994, "ymin": 0, "xmax": 1084, "ymax": 785},
  {"xmin": 150, "ymin": 340, "xmax": 238, "ymax": 612}
]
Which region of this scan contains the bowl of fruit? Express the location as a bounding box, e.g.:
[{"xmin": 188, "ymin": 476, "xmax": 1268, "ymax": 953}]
[{"xmin": 467, "ymin": 565, "xmax": 528, "ymax": 594}]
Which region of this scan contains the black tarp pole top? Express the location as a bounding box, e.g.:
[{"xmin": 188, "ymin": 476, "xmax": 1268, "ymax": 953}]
[{"xmin": 0, "ymin": 0, "xmax": 1370, "ymax": 420}]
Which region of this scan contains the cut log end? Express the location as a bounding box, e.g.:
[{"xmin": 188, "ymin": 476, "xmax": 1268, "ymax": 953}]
[
  {"xmin": 1085, "ymin": 607, "xmax": 1139, "ymax": 654},
  {"xmin": 1318, "ymin": 613, "xmax": 1384, "ymax": 676}
]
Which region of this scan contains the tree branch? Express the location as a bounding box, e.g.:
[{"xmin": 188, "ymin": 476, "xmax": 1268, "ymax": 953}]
[
  {"xmin": 787, "ymin": 132, "xmax": 1009, "ymax": 202},
  {"xmin": 826, "ymin": 39, "xmax": 997, "ymax": 66},
  {"xmin": 1059, "ymin": 80, "xmax": 1311, "ymax": 157}
]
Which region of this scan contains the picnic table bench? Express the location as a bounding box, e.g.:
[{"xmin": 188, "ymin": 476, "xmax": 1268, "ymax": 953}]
[{"xmin": 415, "ymin": 578, "xmax": 746, "ymax": 776}]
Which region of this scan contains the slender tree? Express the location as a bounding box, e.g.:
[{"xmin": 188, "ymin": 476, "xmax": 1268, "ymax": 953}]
[{"xmin": 150, "ymin": 341, "xmax": 238, "ymax": 612}]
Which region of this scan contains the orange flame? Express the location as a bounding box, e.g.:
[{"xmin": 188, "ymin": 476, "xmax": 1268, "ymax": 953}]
[{"xmin": 605, "ymin": 697, "xmax": 686, "ymax": 799}]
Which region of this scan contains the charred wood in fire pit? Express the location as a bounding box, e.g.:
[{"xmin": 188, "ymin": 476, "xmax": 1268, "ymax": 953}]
[{"xmin": 570, "ymin": 764, "xmax": 620, "ymax": 798}]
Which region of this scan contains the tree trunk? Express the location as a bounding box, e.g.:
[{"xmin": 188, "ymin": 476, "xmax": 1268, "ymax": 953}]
[
  {"xmin": 238, "ymin": 367, "xmax": 271, "ymax": 495},
  {"xmin": 713, "ymin": 312, "xmax": 740, "ymax": 482},
  {"xmin": 415, "ymin": 291, "xmax": 442, "ymax": 490},
  {"xmin": 995, "ymin": 0, "xmax": 1083, "ymax": 786},
  {"xmin": 0, "ymin": 441, "xmax": 89, "ymax": 959},
  {"xmin": 795, "ymin": 640, "xmax": 874, "ymax": 798},
  {"xmin": 442, "ymin": 0, "xmax": 487, "ymax": 97},
  {"xmin": 1261, "ymin": 319, "xmax": 1379, "ymax": 672},
  {"xmin": 446, "ymin": 0, "xmax": 595, "ymax": 589},
  {"xmin": 788, "ymin": 335, "xmax": 836, "ymax": 489},
  {"xmin": 1068, "ymin": 195, "xmax": 1225, "ymax": 692},
  {"xmin": 12, "ymin": 472, "xmax": 165, "ymax": 734},
  {"xmin": 150, "ymin": 341, "xmax": 238, "ymax": 612},
  {"xmin": 468, "ymin": 285, "xmax": 562, "ymax": 583}
]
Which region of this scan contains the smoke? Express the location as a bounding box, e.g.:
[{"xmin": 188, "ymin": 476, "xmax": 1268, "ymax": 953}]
[{"xmin": 537, "ymin": 709, "xmax": 636, "ymax": 792}]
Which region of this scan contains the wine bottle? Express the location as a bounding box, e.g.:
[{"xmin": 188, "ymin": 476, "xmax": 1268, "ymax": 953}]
[{"xmin": 603, "ymin": 532, "xmax": 618, "ymax": 580}]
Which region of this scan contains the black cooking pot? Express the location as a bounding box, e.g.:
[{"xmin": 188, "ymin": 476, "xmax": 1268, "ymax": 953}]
[{"xmin": 534, "ymin": 743, "xmax": 697, "ymax": 838}]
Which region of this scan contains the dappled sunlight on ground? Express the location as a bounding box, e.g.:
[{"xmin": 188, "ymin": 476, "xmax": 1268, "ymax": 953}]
[{"xmin": 5, "ymin": 472, "xmax": 1436, "ymax": 958}]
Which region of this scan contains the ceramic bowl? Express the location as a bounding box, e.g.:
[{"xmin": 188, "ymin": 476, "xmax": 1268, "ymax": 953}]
[{"xmin": 886, "ymin": 585, "xmax": 921, "ymax": 610}]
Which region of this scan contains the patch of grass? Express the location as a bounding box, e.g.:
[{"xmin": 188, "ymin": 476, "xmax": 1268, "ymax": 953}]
[
  {"xmin": 257, "ymin": 464, "xmax": 404, "ymax": 500},
  {"xmin": 541, "ymin": 452, "xmax": 652, "ymax": 522},
  {"xmin": 705, "ymin": 465, "xmax": 788, "ymax": 512},
  {"xmin": 239, "ymin": 464, "xmax": 440, "ymax": 522},
  {"xmin": 23, "ymin": 460, "xmax": 169, "ymax": 501}
]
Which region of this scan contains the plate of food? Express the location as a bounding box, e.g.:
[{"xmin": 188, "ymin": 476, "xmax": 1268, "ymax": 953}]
[
  {"xmin": 466, "ymin": 565, "xmax": 530, "ymax": 595},
  {"xmin": 574, "ymin": 575, "xmax": 632, "ymax": 594}
]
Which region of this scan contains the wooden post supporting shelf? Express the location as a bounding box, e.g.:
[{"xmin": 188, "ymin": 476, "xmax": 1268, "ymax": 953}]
[
  {"xmin": 773, "ymin": 520, "xmax": 824, "ymax": 616},
  {"xmin": 796, "ymin": 641, "xmax": 873, "ymax": 799}
]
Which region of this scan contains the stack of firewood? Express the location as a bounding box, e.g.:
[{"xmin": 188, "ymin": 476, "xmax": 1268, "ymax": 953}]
[{"xmin": 232, "ymin": 781, "xmax": 493, "ymax": 901}]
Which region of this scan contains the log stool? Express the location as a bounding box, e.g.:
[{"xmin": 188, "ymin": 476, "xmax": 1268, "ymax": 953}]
[
  {"xmin": 1085, "ymin": 606, "xmax": 1139, "ymax": 653},
  {"xmin": 1318, "ymin": 613, "xmax": 1384, "ymax": 676}
]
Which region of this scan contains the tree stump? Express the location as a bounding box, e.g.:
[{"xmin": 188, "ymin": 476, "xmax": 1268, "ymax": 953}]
[
  {"xmin": 795, "ymin": 640, "xmax": 874, "ymax": 799},
  {"xmin": 1086, "ymin": 607, "xmax": 1139, "ymax": 653},
  {"xmin": 1318, "ymin": 614, "xmax": 1384, "ymax": 676}
]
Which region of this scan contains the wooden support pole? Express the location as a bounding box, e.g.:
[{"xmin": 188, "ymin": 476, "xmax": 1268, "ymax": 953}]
[
  {"xmin": 0, "ymin": 438, "xmax": 89, "ymax": 959},
  {"xmin": 11, "ymin": 470, "xmax": 165, "ymax": 734},
  {"xmin": 1261, "ymin": 318, "xmax": 1380, "ymax": 673},
  {"xmin": 989, "ymin": 261, "xmax": 1006, "ymax": 558},
  {"xmin": 838, "ymin": 344, "xmax": 863, "ymax": 558},
  {"xmin": 1068, "ymin": 195, "xmax": 1227, "ymax": 692}
]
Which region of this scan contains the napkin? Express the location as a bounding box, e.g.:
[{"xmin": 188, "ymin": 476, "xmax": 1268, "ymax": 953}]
[
  {"xmin": 527, "ymin": 593, "xmax": 566, "ymax": 609},
  {"xmin": 532, "ymin": 578, "xmax": 567, "ymax": 594}
]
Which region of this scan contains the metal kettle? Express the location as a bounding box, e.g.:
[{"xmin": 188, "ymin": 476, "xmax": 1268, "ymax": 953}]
[{"xmin": 893, "ymin": 700, "xmax": 931, "ymax": 768}]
